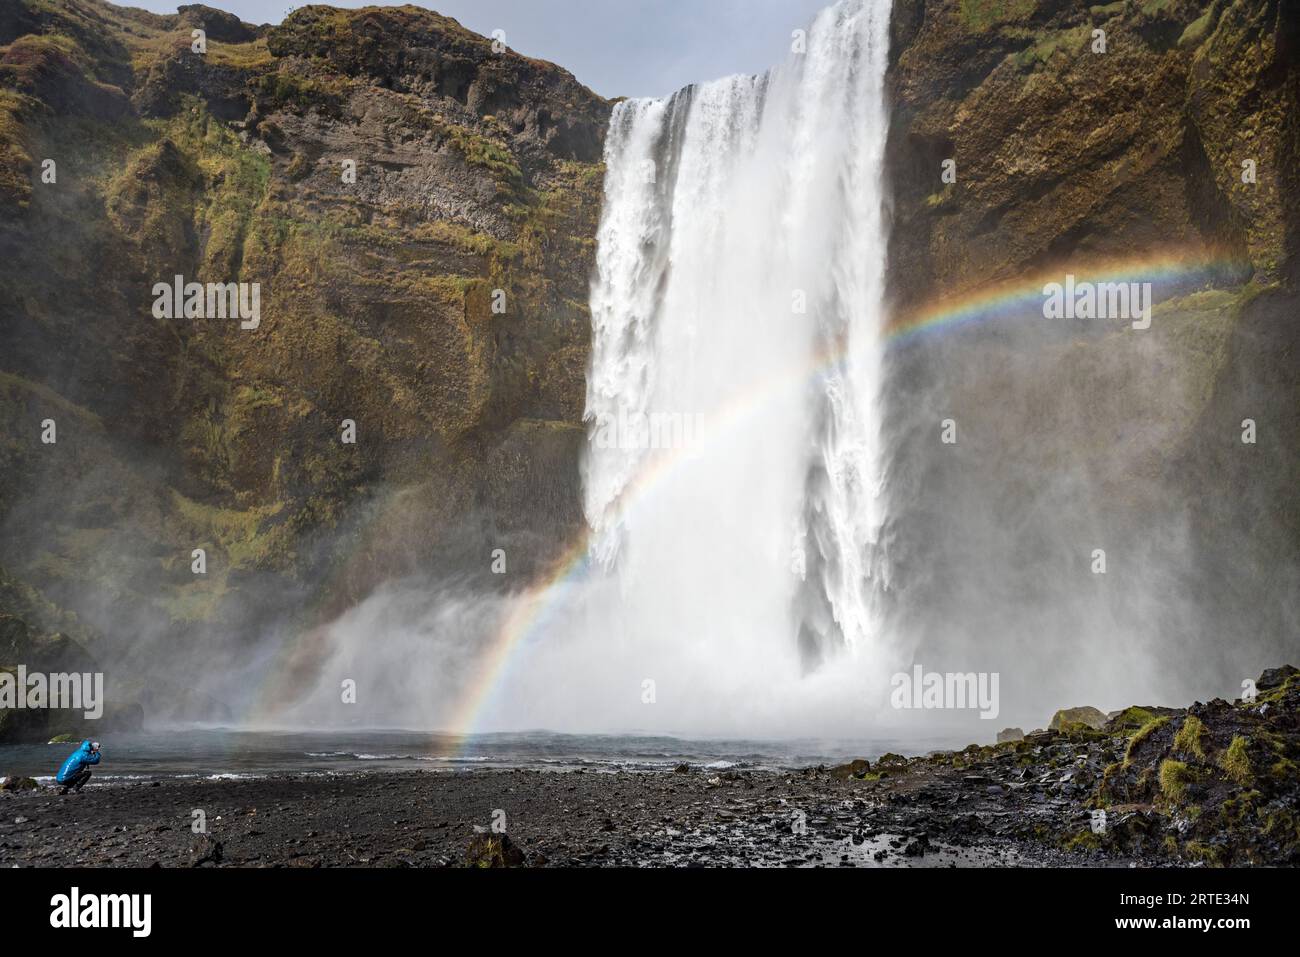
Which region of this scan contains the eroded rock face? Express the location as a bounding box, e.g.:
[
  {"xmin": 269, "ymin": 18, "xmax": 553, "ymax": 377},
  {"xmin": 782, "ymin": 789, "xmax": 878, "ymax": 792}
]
[
  {"xmin": 885, "ymin": 0, "xmax": 1298, "ymax": 310},
  {"xmin": 265, "ymin": 6, "xmax": 607, "ymax": 163},
  {"xmin": 0, "ymin": 1, "xmax": 610, "ymax": 692}
]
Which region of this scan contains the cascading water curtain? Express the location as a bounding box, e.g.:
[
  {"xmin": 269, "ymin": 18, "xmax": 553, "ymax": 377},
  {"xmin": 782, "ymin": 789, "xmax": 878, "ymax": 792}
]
[{"xmin": 584, "ymin": 0, "xmax": 893, "ymax": 679}]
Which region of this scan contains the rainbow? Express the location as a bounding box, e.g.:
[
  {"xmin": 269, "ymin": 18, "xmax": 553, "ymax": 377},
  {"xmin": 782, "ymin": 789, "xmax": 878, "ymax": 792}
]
[
  {"xmin": 443, "ymin": 244, "xmax": 1241, "ymax": 744},
  {"xmin": 237, "ymin": 245, "xmax": 1242, "ymax": 740},
  {"xmin": 887, "ymin": 247, "xmax": 1243, "ymax": 345}
]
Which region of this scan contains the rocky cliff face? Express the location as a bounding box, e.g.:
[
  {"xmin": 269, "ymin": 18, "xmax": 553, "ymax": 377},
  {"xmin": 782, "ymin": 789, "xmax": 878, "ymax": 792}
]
[
  {"xmin": 886, "ymin": 0, "xmax": 1296, "ymax": 306},
  {"xmin": 881, "ymin": 0, "xmax": 1299, "ymax": 688},
  {"xmin": 0, "ymin": 1, "xmax": 610, "ymax": 730}
]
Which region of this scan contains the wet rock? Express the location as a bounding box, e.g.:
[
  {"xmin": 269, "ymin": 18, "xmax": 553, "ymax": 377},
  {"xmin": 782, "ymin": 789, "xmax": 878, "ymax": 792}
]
[
  {"xmin": 1049, "ymin": 707, "xmax": 1108, "ymax": 732},
  {"xmin": 829, "ymin": 759, "xmax": 872, "ymax": 781},
  {"xmin": 189, "ymin": 835, "xmax": 223, "ymax": 867},
  {"xmin": 1257, "ymin": 665, "xmax": 1298, "ymax": 692},
  {"xmin": 465, "ymin": 832, "xmax": 526, "ymax": 868},
  {"xmin": 0, "ymin": 775, "xmax": 40, "ymax": 791},
  {"xmin": 1103, "ymin": 706, "xmax": 1181, "ymax": 733}
]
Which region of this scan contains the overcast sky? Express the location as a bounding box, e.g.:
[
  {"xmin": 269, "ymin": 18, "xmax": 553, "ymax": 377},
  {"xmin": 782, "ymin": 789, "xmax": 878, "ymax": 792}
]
[{"xmin": 124, "ymin": 0, "xmax": 831, "ymax": 98}]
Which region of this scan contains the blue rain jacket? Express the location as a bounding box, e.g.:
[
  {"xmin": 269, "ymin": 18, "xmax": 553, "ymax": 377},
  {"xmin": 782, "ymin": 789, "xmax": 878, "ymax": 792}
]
[{"xmin": 55, "ymin": 740, "xmax": 100, "ymax": 783}]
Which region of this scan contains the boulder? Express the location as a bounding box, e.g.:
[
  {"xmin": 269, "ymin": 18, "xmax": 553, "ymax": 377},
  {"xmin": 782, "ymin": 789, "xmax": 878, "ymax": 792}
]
[
  {"xmin": 188, "ymin": 835, "xmax": 223, "ymax": 867},
  {"xmin": 996, "ymin": 727, "xmax": 1025, "ymax": 743},
  {"xmin": 1257, "ymin": 665, "xmax": 1298, "ymax": 692},
  {"xmin": 0, "ymin": 775, "xmax": 40, "ymax": 791},
  {"xmin": 465, "ymin": 832, "xmax": 526, "ymax": 868},
  {"xmin": 1049, "ymin": 707, "xmax": 1108, "ymax": 732},
  {"xmin": 1103, "ymin": 705, "xmax": 1181, "ymax": 733},
  {"xmin": 176, "ymin": 5, "xmax": 260, "ymax": 44},
  {"xmin": 829, "ymin": 758, "xmax": 872, "ymax": 780}
]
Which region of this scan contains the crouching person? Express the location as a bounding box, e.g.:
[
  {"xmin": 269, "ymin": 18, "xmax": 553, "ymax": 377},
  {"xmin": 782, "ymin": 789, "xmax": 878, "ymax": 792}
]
[{"xmin": 56, "ymin": 740, "xmax": 100, "ymax": 795}]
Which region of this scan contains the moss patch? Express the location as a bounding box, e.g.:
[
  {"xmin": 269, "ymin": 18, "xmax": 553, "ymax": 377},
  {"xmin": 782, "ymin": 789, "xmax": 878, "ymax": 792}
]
[
  {"xmin": 1218, "ymin": 734, "xmax": 1253, "ymax": 786},
  {"xmin": 959, "ymin": 0, "xmax": 1038, "ymax": 33},
  {"xmin": 1173, "ymin": 714, "xmax": 1207, "ymax": 761},
  {"xmin": 1159, "ymin": 758, "xmax": 1193, "ymax": 804},
  {"xmin": 1124, "ymin": 715, "xmax": 1170, "ymax": 766}
]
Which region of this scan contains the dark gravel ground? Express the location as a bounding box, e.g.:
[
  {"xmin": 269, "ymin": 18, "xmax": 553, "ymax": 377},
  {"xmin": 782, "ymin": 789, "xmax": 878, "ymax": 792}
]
[
  {"xmin": 7, "ymin": 666, "xmax": 1297, "ymax": 868},
  {"xmin": 0, "ymin": 759, "xmax": 1131, "ymax": 868}
]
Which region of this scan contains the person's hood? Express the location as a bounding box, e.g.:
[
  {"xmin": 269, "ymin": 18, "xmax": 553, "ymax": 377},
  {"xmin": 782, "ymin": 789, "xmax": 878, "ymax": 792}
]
[{"xmin": 79, "ymin": 739, "xmax": 93, "ymax": 751}]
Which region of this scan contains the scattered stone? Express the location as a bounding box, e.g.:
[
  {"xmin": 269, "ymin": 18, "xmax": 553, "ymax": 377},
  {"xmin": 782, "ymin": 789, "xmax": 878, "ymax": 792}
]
[{"xmin": 902, "ymin": 833, "xmax": 930, "ymax": 857}]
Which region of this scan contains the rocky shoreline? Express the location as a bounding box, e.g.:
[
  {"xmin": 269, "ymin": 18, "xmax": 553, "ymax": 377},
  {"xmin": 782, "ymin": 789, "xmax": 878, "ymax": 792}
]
[{"xmin": 2, "ymin": 666, "xmax": 1294, "ymax": 868}]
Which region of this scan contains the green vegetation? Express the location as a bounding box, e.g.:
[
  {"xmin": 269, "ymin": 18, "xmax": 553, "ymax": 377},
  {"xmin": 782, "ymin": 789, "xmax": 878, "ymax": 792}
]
[
  {"xmin": 1173, "ymin": 715, "xmax": 1207, "ymax": 761},
  {"xmin": 207, "ymin": 38, "xmax": 275, "ymax": 70},
  {"xmin": 445, "ymin": 125, "xmax": 523, "ymax": 191},
  {"xmin": 253, "ymin": 71, "xmax": 347, "ymax": 115},
  {"xmin": 1179, "ymin": 7, "xmax": 1217, "ymax": 47},
  {"xmin": 1012, "ymin": 25, "xmax": 1091, "ymax": 70},
  {"xmin": 924, "ymin": 187, "xmax": 953, "ymax": 209},
  {"xmin": 1124, "ymin": 715, "xmax": 1170, "ymax": 766},
  {"xmin": 1108, "ymin": 706, "xmax": 1161, "ymax": 731},
  {"xmin": 1159, "ymin": 759, "xmax": 1193, "ymax": 804},
  {"xmin": 959, "ymin": 0, "xmax": 1038, "ymax": 33},
  {"xmin": 1263, "ymin": 808, "xmax": 1300, "ymax": 848},
  {"xmin": 1183, "ymin": 841, "xmax": 1222, "ymax": 866},
  {"xmin": 1064, "ymin": 830, "xmax": 1102, "ymax": 852},
  {"xmin": 0, "ymin": 90, "xmax": 35, "ymax": 209},
  {"xmin": 156, "ymin": 100, "xmax": 272, "ymax": 276},
  {"xmin": 1219, "ymin": 735, "xmax": 1253, "ymax": 786}
]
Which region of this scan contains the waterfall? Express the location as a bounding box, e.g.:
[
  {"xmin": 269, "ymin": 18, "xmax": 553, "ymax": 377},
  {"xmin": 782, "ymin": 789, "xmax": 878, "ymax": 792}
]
[
  {"xmin": 257, "ymin": 0, "xmax": 905, "ymax": 740},
  {"xmin": 584, "ymin": 0, "xmax": 893, "ymax": 678}
]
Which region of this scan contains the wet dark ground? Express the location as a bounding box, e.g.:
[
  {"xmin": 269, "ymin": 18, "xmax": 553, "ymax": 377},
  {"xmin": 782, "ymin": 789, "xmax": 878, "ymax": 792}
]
[{"xmin": 0, "ymin": 756, "xmax": 1148, "ymax": 867}]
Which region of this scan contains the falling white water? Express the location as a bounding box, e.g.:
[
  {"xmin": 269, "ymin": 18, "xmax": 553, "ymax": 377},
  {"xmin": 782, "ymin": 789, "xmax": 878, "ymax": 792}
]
[
  {"xmin": 587, "ymin": 0, "xmax": 891, "ymax": 657},
  {"xmin": 258, "ymin": 1, "xmax": 904, "ymax": 740}
]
